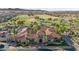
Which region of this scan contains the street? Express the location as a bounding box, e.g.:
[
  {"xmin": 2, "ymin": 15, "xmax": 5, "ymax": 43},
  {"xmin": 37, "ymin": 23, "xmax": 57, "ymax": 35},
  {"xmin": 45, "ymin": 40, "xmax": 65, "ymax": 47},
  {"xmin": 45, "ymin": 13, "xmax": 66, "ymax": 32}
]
[{"xmin": 63, "ymin": 35, "xmax": 79, "ymax": 51}]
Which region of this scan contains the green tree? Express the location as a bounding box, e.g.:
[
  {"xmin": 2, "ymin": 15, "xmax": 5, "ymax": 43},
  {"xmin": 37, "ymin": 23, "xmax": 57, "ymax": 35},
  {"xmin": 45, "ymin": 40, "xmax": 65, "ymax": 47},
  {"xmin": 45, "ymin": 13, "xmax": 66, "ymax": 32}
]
[{"xmin": 17, "ymin": 20, "xmax": 25, "ymax": 26}]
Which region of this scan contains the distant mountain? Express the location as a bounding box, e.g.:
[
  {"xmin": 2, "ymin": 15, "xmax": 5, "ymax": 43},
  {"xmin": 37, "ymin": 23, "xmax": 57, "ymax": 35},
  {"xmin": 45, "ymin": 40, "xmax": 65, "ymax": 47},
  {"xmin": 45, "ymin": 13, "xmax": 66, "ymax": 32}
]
[
  {"xmin": 0, "ymin": 8, "xmax": 79, "ymax": 22},
  {"xmin": 0, "ymin": 8, "xmax": 47, "ymax": 22}
]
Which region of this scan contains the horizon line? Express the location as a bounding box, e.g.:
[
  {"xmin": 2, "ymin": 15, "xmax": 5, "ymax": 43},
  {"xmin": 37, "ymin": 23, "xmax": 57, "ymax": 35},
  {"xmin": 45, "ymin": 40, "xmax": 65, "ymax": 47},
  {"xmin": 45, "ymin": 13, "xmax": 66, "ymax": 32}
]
[{"xmin": 1, "ymin": 8, "xmax": 79, "ymax": 11}]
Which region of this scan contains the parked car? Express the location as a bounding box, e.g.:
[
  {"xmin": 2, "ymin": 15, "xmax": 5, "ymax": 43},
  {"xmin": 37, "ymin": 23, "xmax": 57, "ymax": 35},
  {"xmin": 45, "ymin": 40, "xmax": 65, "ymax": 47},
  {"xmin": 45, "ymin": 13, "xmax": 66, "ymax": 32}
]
[{"xmin": 0, "ymin": 43, "xmax": 9, "ymax": 51}]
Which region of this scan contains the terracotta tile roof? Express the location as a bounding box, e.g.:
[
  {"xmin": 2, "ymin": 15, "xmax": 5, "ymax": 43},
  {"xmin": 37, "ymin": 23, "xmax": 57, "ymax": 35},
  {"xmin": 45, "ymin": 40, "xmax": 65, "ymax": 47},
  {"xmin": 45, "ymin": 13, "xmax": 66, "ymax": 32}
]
[
  {"xmin": 16, "ymin": 26, "xmax": 61, "ymax": 41},
  {"xmin": 37, "ymin": 27, "xmax": 61, "ymax": 39}
]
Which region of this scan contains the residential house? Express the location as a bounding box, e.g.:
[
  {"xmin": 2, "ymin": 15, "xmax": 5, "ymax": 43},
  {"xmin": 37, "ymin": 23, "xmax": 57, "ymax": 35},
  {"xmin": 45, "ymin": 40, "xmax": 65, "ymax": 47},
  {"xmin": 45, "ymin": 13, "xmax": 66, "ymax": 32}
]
[
  {"xmin": 0, "ymin": 31, "xmax": 12, "ymax": 41},
  {"xmin": 15, "ymin": 26, "xmax": 61, "ymax": 43},
  {"xmin": 37, "ymin": 26, "xmax": 61, "ymax": 43},
  {"xmin": 16, "ymin": 28, "xmax": 28, "ymax": 42}
]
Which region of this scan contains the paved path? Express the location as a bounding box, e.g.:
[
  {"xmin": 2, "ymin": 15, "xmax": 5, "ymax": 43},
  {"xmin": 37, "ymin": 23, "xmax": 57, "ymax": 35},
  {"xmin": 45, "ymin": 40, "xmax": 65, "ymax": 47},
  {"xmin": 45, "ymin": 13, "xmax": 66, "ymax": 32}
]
[
  {"xmin": 0, "ymin": 46, "xmax": 74, "ymax": 51},
  {"xmin": 63, "ymin": 35, "xmax": 79, "ymax": 51},
  {"xmin": 0, "ymin": 35, "xmax": 79, "ymax": 51}
]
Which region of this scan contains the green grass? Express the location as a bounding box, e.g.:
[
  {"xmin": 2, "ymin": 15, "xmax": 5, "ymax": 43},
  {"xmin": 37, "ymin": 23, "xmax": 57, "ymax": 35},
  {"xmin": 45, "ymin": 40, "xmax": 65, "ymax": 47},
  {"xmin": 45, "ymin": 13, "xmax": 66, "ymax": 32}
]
[{"xmin": 47, "ymin": 41, "xmax": 68, "ymax": 46}]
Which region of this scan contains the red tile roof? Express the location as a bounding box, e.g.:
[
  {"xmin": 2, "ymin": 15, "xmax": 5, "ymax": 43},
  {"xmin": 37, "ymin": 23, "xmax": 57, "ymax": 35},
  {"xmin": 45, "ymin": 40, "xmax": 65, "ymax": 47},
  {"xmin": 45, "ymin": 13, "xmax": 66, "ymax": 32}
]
[{"xmin": 16, "ymin": 26, "xmax": 61, "ymax": 40}]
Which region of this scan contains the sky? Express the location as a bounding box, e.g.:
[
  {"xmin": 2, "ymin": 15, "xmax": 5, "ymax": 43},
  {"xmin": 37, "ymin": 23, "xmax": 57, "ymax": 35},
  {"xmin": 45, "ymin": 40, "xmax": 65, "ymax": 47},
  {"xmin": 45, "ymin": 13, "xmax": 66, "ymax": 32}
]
[
  {"xmin": 26, "ymin": 8, "xmax": 79, "ymax": 11},
  {"xmin": 0, "ymin": 0, "xmax": 79, "ymax": 10}
]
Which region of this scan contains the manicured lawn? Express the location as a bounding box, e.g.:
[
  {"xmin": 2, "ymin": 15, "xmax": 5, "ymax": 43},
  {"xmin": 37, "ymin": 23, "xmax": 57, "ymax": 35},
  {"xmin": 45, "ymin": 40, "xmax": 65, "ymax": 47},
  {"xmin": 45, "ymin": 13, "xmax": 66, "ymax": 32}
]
[{"xmin": 47, "ymin": 41, "xmax": 68, "ymax": 46}]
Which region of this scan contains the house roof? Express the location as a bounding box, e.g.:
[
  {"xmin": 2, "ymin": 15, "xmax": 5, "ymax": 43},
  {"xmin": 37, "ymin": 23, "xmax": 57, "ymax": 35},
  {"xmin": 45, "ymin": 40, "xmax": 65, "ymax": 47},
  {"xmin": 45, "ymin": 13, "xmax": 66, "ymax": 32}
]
[
  {"xmin": 37, "ymin": 27, "xmax": 61, "ymax": 39},
  {"xmin": 15, "ymin": 26, "xmax": 61, "ymax": 40},
  {"xmin": 0, "ymin": 31, "xmax": 7, "ymax": 36}
]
